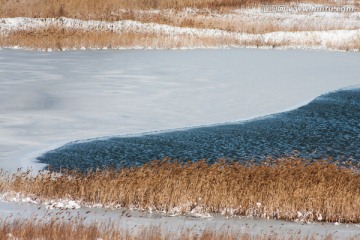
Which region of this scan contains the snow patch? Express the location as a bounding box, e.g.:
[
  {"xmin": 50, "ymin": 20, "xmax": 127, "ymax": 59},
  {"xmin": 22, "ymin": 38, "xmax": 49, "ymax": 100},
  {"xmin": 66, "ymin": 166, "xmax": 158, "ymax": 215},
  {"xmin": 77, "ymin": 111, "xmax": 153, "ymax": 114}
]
[
  {"xmin": 44, "ymin": 199, "xmax": 81, "ymax": 210},
  {"xmin": 0, "ymin": 191, "xmax": 80, "ymax": 210},
  {"xmin": 1, "ymin": 16, "xmax": 360, "ymax": 51}
]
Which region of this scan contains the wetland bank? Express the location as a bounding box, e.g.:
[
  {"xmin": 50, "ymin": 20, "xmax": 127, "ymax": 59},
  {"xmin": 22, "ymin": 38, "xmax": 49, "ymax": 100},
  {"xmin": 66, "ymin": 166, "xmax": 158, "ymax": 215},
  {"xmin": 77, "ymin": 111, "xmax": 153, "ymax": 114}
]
[{"xmin": 1, "ymin": 48, "xmax": 360, "ymax": 239}]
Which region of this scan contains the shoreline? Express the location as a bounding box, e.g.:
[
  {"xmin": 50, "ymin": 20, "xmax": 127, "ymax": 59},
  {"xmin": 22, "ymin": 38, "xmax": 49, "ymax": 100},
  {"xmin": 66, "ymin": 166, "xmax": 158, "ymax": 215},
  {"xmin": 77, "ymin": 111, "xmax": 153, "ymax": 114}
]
[
  {"xmin": 0, "ymin": 158, "xmax": 359, "ymax": 240},
  {"xmin": 1, "ymin": 200, "xmax": 360, "ymax": 239}
]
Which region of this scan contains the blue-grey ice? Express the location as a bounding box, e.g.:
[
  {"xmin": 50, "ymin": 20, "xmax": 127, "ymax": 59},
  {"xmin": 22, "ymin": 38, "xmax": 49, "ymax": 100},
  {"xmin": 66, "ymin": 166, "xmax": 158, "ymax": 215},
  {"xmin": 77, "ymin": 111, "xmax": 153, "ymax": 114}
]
[{"xmin": 0, "ymin": 48, "xmax": 360, "ymax": 171}]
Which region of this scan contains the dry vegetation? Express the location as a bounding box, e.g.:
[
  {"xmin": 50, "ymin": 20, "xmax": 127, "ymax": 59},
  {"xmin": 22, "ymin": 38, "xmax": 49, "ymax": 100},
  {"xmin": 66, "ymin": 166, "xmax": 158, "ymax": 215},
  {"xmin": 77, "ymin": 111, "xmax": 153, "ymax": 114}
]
[
  {"xmin": 0, "ymin": 27, "xmax": 295, "ymax": 50},
  {"xmin": 2, "ymin": 26, "xmax": 358, "ymax": 51},
  {"xmin": 0, "ymin": 219, "xmax": 121, "ymax": 240},
  {"xmin": 1, "ymin": 158, "xmax": 359, "ymax": 223},
  {"xmin": 0, "ymin": 28, "xmax": 242, "ymax": 50},
  {"xmin": 0, "ymin": 219, "xmax": 344, "ymax": 240},
  {"xmin": 0, "ymin": 0, "xmax": 359, "ymax": 50},
  {"xmin": 0, "ymin": 0, "xmax": 346, "ymax": 20}
]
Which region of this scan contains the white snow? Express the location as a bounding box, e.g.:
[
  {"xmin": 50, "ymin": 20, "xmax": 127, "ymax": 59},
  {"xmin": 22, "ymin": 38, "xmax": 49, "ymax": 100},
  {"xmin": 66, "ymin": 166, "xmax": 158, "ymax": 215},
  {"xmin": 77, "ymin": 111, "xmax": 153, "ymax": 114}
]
[
  {"xmin": 0, "ymin": 48, "xmax": 360, "ymax": 172},
  {"xmin": 45, "ymin": 200, "xmax": 81, "ymax": 210},
  {"xmin": 0, "ymin": 191, "xmax": 81, "ymax": 210},
  {"xmin": 1, "ymin": 3, "xmax": 360, "ymax": 50},
  {"xmin": 112, "ymin": 5, "xmax": 360, "ymax": 34},
  {"xmin": 1, "ymin": 13, "xmax": 360, "ymax": 50},
  {"xmin": 0, "ymin": 5, "xmax": 360, "ymax": 49}
]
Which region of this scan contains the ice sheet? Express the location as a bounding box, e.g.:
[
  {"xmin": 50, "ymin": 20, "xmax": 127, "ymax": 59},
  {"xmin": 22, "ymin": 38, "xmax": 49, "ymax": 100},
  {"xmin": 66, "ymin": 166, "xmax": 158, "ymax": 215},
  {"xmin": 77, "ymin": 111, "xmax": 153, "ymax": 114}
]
[
  {"xmin": 0, "ymin": 200, "xmax": 359, "ymax": 239},
  {"xmin": 0, "ymin": 48, "xmax": 360, "ymax": 172}
]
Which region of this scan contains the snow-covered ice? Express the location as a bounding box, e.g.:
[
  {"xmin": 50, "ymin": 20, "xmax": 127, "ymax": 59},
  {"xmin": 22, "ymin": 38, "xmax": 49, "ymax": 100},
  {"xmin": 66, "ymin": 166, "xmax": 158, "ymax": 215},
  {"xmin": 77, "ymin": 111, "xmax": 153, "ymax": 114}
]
[
  {"xmin": 0, "ymin": 200, "xmax": 359, "ymax": 239},
  {"xmin": 1, "ymin": 47, "xmax": 360, "ymax": 238}
]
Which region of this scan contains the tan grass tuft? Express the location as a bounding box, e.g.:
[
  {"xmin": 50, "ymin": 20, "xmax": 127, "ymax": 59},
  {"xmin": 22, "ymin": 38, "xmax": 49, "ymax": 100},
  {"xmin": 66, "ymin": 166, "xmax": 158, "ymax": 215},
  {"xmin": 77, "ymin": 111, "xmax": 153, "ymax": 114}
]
[
  {"xmin": 0, "ymin": 27, "xmax": 252, "ymax": 50},
  {"xmin": 1, "ymin": 1, "xmax": 359, "ymax": 50},
  {"xmin": 0, "ymin": 218, "xmax": 348, "ymax": 240},
  {"xmin": 0, "ymin": 0, "xmax": 340, "ymax": 19},
  {"xmin": 1, "ymin": 157, "xmax": 359, "ymax": 223}
]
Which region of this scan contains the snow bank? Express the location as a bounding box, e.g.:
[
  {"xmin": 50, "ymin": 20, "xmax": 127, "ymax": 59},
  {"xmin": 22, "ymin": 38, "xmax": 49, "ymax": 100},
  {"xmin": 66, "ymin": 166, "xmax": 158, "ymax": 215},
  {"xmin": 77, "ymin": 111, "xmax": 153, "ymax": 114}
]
[
  {"xmin": 1, "ymin": 17, "xmax": 359, "ymax": 50},
  {"xmin": 0, "ymin": 191, "xmax": 81, "ymax": 210}
]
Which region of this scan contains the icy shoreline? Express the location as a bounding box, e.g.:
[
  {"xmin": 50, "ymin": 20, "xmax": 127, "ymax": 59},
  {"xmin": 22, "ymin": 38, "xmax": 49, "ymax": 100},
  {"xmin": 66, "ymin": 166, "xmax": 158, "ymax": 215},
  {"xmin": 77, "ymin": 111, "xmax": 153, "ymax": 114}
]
[{"xmin": 1, "ymin": 195, "xmax": 359, "ymax": 239}]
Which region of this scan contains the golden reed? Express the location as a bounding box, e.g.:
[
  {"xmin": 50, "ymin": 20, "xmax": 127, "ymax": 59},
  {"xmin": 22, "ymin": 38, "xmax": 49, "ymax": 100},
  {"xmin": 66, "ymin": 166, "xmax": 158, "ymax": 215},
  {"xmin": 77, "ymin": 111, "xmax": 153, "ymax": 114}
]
[
  {"xmin": 0, "ymin": 29, "xmax": 244, "ymax": 50},
  {"xmin": 2, "ymin": 27, "xmax": 359, "ymax": 51},
  {"xmin": 1, "ymin": 157, "xmax": 359, "ymax": 223},
  {"xmin": 0, "ymin": 0, "xmax": 336, "ymax": 19},
  {"xmin": 0, "ymin": 218, "xmax": 342, "ymax": 240},
  {"xmin": 1, "ymin": 0, "xmax": 359, "ymax": 50}
]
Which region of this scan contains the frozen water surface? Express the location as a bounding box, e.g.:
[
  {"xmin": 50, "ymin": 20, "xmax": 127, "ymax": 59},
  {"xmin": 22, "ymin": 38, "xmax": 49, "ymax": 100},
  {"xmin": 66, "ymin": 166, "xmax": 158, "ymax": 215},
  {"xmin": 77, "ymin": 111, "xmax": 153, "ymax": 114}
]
[
  {"xmin": 39, "ymin": 89, "xmax": 360, "ymax": 171},
  {"xmin": 0, "ymin": 48, "xmax": 360, "ymax": 171},
  {"xmin": 1, "ymin": 48, "xmax": 360, "ymax": 238},
  {"xmin": 0, "ymin": 200, "xmax": 359, "ymax": 239}
]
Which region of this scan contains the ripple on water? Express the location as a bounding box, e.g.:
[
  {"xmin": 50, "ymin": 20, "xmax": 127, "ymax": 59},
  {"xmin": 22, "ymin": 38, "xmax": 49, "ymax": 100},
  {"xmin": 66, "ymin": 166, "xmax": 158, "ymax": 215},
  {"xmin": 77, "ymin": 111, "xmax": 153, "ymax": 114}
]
[{"xmin": 38, "ymin": 88, "xmax": 360, "ymax": 172}]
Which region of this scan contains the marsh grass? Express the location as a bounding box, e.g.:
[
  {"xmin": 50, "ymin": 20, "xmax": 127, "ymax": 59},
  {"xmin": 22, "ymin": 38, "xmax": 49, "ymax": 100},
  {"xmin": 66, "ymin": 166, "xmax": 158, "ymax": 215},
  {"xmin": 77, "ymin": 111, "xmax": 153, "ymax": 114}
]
[
  {"xmin": 0, "ymin": 219, "xmax": 122, "ymax": 240},
  {"xmin": 0, "ymin": 0, "xmax": 343, "ymax": 20},
  {"xmin": 0, "ymin": 27, "xmax": 289, "ymax": 51},
  {"xmin": 1, "ymin": 1, "xmax": 359, "ymax": 50},
  {"xmin": 1, "ymin": 157, "xmax": 359, "ymax": 223},
  {"xmin": 1, "ymin": 21, "xmax": 359, "ymax": 51},
  {"xmin": 0, "ymin": 218, "xmax": 343, "ymax": 240},
  {"xmin": 0, "ymin": 28, "xmax": 241, "ymax": 50}
]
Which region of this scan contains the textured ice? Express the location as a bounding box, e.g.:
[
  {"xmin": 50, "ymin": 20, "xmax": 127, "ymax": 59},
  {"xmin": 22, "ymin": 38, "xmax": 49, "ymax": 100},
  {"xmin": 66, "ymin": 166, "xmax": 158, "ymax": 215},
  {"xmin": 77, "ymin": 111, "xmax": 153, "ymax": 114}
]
[{"xmin": 0, "ymin": 48, "xmax": 360, "ymax": 172}]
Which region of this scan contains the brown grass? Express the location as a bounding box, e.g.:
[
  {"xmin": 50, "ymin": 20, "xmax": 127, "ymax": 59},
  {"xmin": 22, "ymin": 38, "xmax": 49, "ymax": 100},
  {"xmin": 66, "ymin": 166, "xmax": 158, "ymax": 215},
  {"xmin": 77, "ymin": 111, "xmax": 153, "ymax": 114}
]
[
  {"xmin": 0, "ymin": 218, "xmax": 346, "ymax": 240},
  {"xmin": 1, "ymin": 157, "xmax": 359, "ymax": 223},
  {"xmin": 0, "ymin": 28, "xmax": 240, "ymax": 50},
  {"xmin": 0, "ymin": 0, "xmax": 341, "ymax": 20},
  {"xmin": 0, "ymin": 219, "xmax": 122, "ymax": 240},
  {"xmin": 1, "ymin": 0, "xmax": 359, "ymax": 50},
  {"xmin": 336, "ymin": 36, "xmax": 360, "ymax": 52},
  {"xmin": 1, "ymin": 22, "xmax": 359, "ymax": 51},
  {"xmin": 1, "ymin": 27, "xmax": 290, "ymax": 50},
  {"xmin": 75, "ymin": 8, "xmax": 360, "ymax": 34}
]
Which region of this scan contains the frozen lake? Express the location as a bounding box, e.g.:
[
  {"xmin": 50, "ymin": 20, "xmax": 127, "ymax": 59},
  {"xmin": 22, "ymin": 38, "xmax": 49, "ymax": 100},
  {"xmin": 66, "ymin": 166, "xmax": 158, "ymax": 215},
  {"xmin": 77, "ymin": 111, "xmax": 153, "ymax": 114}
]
[
  {"xmin": 0, "ymin": 48, "xmax": 360, "ymax": 171},
  {"xmin": 39, "ymin": 88, "xmax": 360, "ymax": 171}
]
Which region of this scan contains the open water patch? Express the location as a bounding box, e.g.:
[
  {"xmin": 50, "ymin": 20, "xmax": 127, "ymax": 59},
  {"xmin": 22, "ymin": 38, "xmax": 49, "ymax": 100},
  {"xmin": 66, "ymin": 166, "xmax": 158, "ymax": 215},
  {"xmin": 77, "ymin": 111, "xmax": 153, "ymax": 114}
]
[{"xmin": 38, "ymin": 88, "xmax": 360, "ymax": 172}]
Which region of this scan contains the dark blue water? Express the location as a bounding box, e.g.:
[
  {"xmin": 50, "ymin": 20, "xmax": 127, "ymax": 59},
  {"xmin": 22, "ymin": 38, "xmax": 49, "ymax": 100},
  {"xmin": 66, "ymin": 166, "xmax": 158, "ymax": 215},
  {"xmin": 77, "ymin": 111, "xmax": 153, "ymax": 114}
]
[{"xmin": 38, "ymin": 88, "xmax": 360, "ymax": 172}]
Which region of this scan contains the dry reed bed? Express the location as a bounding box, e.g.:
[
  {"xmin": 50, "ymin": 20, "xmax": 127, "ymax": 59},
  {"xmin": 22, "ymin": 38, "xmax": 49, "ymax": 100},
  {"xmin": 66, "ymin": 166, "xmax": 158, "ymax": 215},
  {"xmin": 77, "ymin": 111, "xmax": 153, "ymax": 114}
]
[
  {"xmin": 0, "ymin": 0, "xmax": 344, "ymax": 20},
  {"xmin": 1, "ymin": 1, "xmax": 359, "ymax": 50},
  {"xmin": 0, "ymin": 219, "xmax": 121, "ymax": 240},
  {"xmin": 0, "ymin": 219, "xmax": 342, "ymax": 240},
  {"xmin": 2, "ymin": 4, "xmax": 359, "ymax": 34},
  {"xmin": 1, "ymin": 158, "xmax": 359, "ymax": 223},
  {"xmin": 2, "ymin": 27, "xmax": 359, "ymax": 51},
  {"xmin": 0, "ymin": 28, "xmax": 242, "ymax": 50},
  {"xmin": 115, "ymin": 9, "xmax": 360, "ymax": 34}
]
